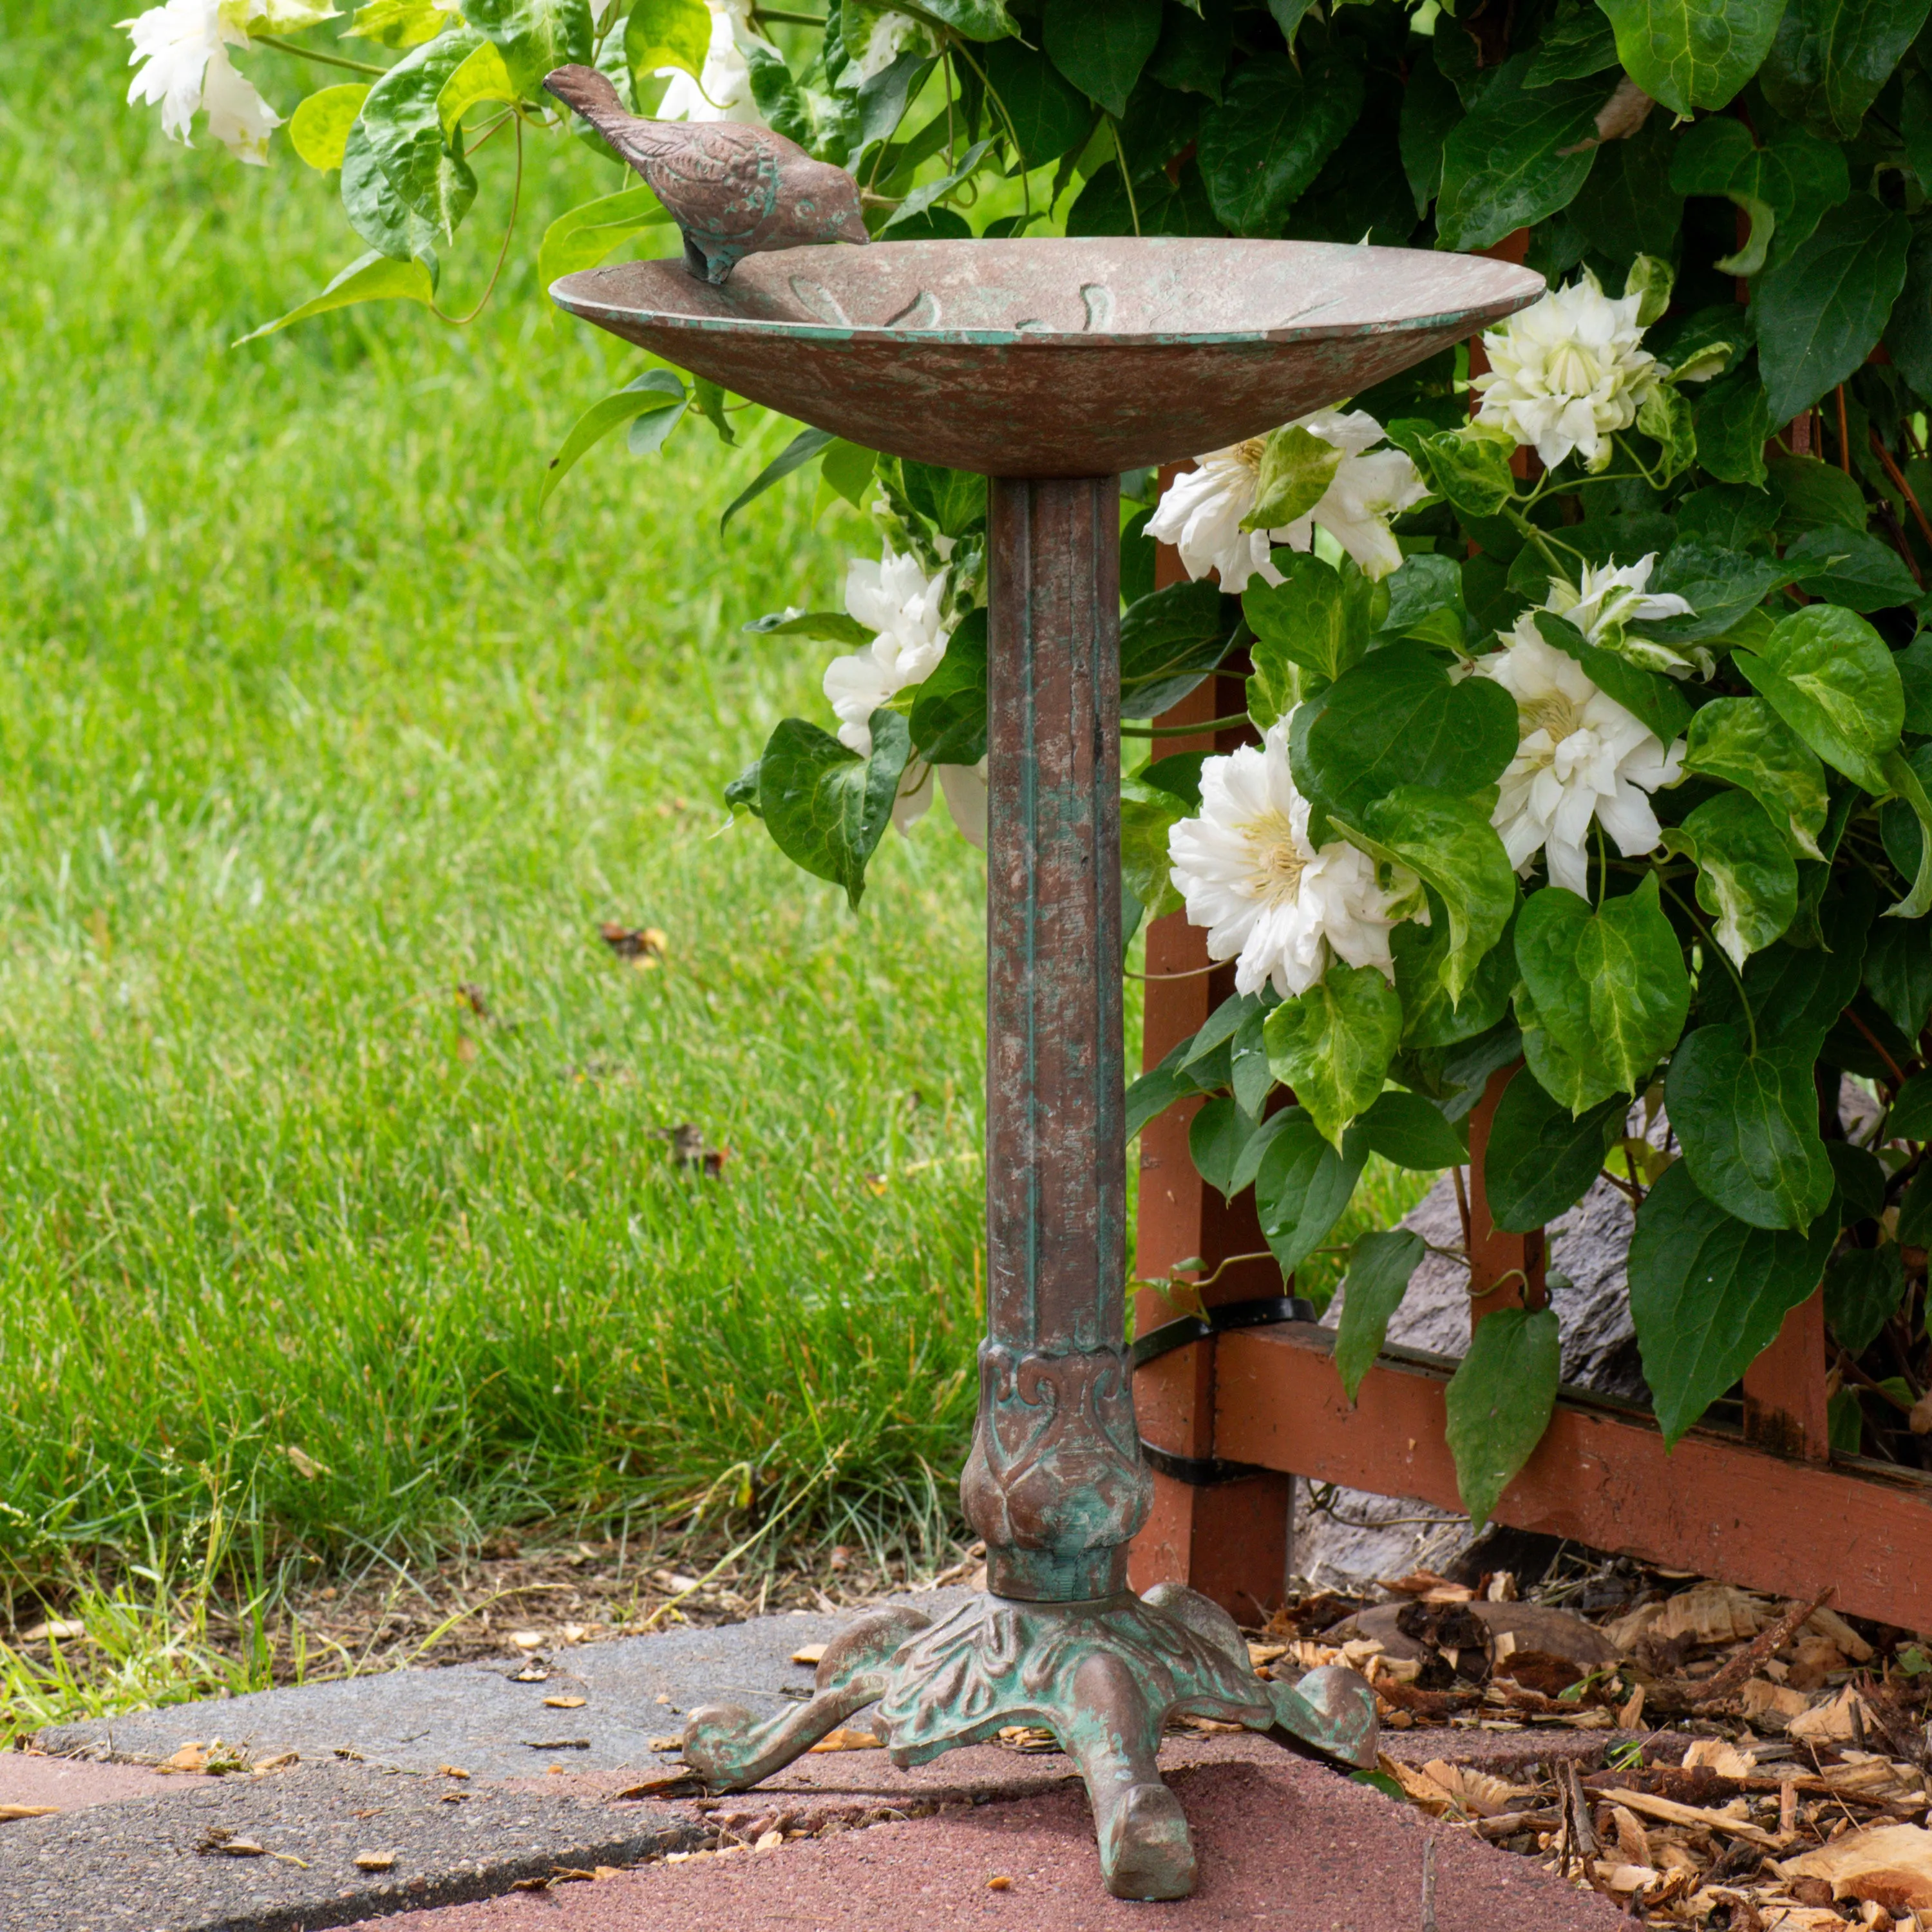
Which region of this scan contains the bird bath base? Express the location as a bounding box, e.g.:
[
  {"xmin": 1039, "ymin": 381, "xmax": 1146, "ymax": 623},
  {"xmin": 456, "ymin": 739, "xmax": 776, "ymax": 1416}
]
[{"xmin": 681, "ymin": 1584, "xmax": 1378, "ymax": 1901}]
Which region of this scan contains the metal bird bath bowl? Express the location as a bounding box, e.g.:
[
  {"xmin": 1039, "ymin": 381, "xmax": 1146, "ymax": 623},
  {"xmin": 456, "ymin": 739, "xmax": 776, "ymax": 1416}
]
[{"xmin": 553, "ymin": 236, "xmax": 1542, "ymax": 1900}]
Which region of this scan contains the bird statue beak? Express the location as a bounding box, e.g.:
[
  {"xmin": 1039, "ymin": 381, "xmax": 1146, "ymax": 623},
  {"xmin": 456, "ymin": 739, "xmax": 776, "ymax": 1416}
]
[{"xmin": 840, "ymin": 211, "xmax": 871, "ymax": 245}]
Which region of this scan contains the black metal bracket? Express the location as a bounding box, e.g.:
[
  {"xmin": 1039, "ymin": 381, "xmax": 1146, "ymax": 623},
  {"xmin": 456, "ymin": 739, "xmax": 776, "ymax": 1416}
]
[
  {"xmin": 1138, "ymin": 1440, "xmax": 1274, "ymax": 1488},
  {"xmin": 1128, "ymin": 1294, "xmax": 1314, "ymax": 1371}
]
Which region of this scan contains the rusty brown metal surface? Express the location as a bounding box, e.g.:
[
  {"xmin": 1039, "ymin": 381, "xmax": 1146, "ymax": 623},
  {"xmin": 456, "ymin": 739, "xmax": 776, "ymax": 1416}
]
[
  {"xmin": 1215, "ymin": 1323, "xmax": 1932, "ymax": 1633},
  {"xmin": 551, "ymin": 240, "xmax": 1543, "ymax": 475},
  {"xmin": 543, "ymin": 66, "xmax": 866, "ymax": 285},
  {"xmin": 960, "ymin": 475, "xmax": 1146, "ymax": 1605}
]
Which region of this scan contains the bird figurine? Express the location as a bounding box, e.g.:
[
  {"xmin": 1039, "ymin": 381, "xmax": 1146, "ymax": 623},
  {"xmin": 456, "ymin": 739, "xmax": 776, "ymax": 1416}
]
[{"xmin": 544, "ymin": 65, "xmax": 869, "ymax": 286}]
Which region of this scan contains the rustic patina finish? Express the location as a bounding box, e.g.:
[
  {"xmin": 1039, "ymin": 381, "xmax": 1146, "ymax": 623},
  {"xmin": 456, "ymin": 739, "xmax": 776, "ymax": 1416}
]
[
  {"xmin": 552, "ymin": 238, "xmax": 1542, "ymax": 475},
  {"xmin": 552, "ymin": 237, "xmax": 1542, "ymax": 1900}
]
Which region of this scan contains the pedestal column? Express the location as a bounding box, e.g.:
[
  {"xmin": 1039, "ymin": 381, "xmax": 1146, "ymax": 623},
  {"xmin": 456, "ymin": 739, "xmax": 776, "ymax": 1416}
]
[{"xmin": 960, "ymin": 473, "xmax": 1153, "ymax": 1602}]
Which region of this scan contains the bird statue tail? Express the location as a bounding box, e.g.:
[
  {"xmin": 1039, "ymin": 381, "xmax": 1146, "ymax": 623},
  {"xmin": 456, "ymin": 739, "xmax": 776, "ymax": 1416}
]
[{"xmin": 544, "ymin": 64, "xmax": 631, "ymax": 142}]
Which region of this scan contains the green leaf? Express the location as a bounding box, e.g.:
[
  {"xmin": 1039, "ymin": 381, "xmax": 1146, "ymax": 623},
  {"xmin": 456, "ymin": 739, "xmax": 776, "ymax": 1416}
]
[
  {"xmin": 1864, "ymin": 914, "xmax": 1932, "ymax": 1037},
  {"xmin": 1634, "ymin": 383, "xmax": 1698, "ymax": 484},
  {"xmin": 1146, "ymin": 0, "xmax": 1231, "ymax": 102},
  {"xmin": 1354, "ymin": 1088, "xmax": 1470, "ymax": 1170},
  {"xmin": 339, "ymin": 118, "xmax": 439, "ymax": 266},
  {"xmin": 1120, "ymin": 580, "xmax": 1235, "ymax": 718},
  {"xmin": 1679, "ymin": 485, "xmax": 1779, "ymax": 552},
  {"xmin": 1750, "ymin": 194, "xmax": 1912, "ymax": 428},
  {"xmin": 1761, "ymin": 0, "xmax": 1932, "ymax": 143},
  {"xmin": 1628, "ymin": 1160, "xmax": 1838, "ymax": 1444},
  {"xmin": 1664, "ymin": 791, "xmax": 1800, "ymax": 970},
  {"xmin": 720, "ymin": 427, "xmax": 836, "ymax": 530},
  {"xmin": 1667, "ymin": 117, "xmax": 1850, "ymax": 276},
  {"xmin": 1253, "ymin": 1108, "xmax": 1366, "ymax": 1274},
  {"xmin": 1380, "ymin": 553, "xmax": 1471, "ymax": 651},
  {"xmin": 1189, "ymin": 1095, "xmax": 1253, "ymax": 1201},
  {"xmin": 346, "ymin": 0, "xmax": 452, "ymax": 46},
  {"xmin": 1041, "ymin": 0, "xmax": 1160, "ymax": 118},
  {"xmin": 1334, "ymin": 788, "xmax": 1517, "ymax": 1004},
  {"xmin": 1526, "ymin": 10, "xmax": 1621, "ymax": 83},
  {"xmin": 1891, "ymin": 1068, "xmax": 1932, "ymax": 1139},
  {"xmin": 1399, "ymin": 44, "xmax": 1461, "ymax": 217},
  {"xmin": 900, "ymin": 461, "xmax": 987, "ymax": 537},
  {"xmin": 1392, "ymin": 895, "xmax": 1517, "ymax": 1049},
  {"xmin": 1901, "ymin": 1164, "xmax": 1932, "ymax": 1244},
  {"xmin": 1879, "ymin": 746, "xmax": 1932, "ymax": 922},
  {"xmin": 1197, "ymin": 50, "xmax": 1363, "ymax": 237},
  {"xmin": 1681, "ymin": 696, "xmax": 1830, "ymax": 859},
  {"xmin": 1444, "ymin": 1305, "xmax": 1560, "ymax": 1530},
  {"xmin": 1732, "ymin": 605, "xmax": 1905, "ymax": 795},
  {"xmin": 1242, "ymin": 551, "xmax": 1374, "ymax": 693},
  {"xmin": 1334, "ymin": 1229, "xmax": 1426, "ymax": 1402},
  {"xmin": 289, "ymin": 84, "xmax": 370, "ymax": 170},
  {"xmin": 1642, "ymin": 541, "xmax": 1790, "ymax": 645},
  {"xmin": 536, "ymin": 370, "xmax": 685, "ymax": 506},
  {"xmin": 1434, "ymin": 55, "xmax": 1604, "ymax": 254},
  {"xmin": 744, "ymin": 609, "xmax": 875, "ymax": 647},
  {"xmin": 904, "ymin": 0, "xmax": 1016, "ymax": 37},
  {"xmin": 1690, "ymin": 368, "xmax": 1772, "ymax": 487},
  {"xmin": 460, "ymin": 0, "xmax": 591, "ymax": 97},
  {"xmin": 903, "ymin": 606, "xmax": 986, "ymax": 766},
  {"xmin": 1262, "ymin": 962, "xmax": 1403, "ymax": 1148},
  {"xmin": 1483, "ymin": 1072, "xmax": 1625, "ymax": 1233},
  {"xmin": 1416, "ymin": 430, "xmax": 1517, "ymax": 520},
  {"xmin": 437, "ymin": 39, "xmax": 516, "ymax": 130},
  {"xmin": 1513, "ymin": 876, "xmax": 1691, "ymax": 1113},
  {"xmin": 233, "ymin": 250, "xmax": 436, "ymax": 346},
  {"xmin": 624, "ymin": 0, "xmax": 710, "ymax": 82},
  {"xmin": 881, "ymin": 137, "xmax": 998, "ymax": 233},
  {"xmin": 1884, "ymin": 220, "xmax": 1932, "ymax": 399},
  {"xmin": 1121, "ymin": 775, "xmax": 1189, "ymax": 927},
  {"xmin": 1294, "ymin": 644, "xmax": 1518, "ymax": 826},
  {"xmin": 1597, "ymin": 0, "xmax": 1786, "ymax": 115},
  {"xmin": 1666, "ymin": 1025, "xmax": 1834, "ymax": 1231},
  {"xmin": 1246, "ymin": 425, "xmax": 1345, "ymax": 532},
  {"xmin": 981, "ymin": 33, "xmax": 1092, "ymax": 167},
  {"xmin": 1783, "ymin": 527, "xmax": 1923, "ymax": 614},
  {"xmin": 1569, "ymin": 114, "xmax": 1681, "ymax": 267},
  {"xmin": 758, "ymin": 710, "xmax": 911, "ymax": 910},
  {"xmin": 358, "ymin": 26, "xmax": 482, "ymax": 240},
  {"xmin": 1770, "ymin": 451, "xmax": 1870, "ymax": 533},
  {"xmin": 1126, "ymin": 1037, "xmax": 1212, "ymax": 1140},
  {"xmin": 537, "ymin": 183, "xmax": 676, "ymax": 296}
]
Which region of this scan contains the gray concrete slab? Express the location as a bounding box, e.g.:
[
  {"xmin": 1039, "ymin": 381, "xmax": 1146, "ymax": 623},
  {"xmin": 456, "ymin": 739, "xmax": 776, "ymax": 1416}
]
[
  {"xmin": 37, "ymin": 1593, "xmax": 971, "ymax": 1781},
  {"xmin": 0, "ymin": 1761, "xmax": 705, "ymax": 1932}
]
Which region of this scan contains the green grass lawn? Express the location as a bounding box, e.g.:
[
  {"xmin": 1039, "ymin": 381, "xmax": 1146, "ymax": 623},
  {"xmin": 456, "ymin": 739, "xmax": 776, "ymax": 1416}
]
[
  {"xmin": 0, "ymin": 1, "xmax": 1426, "ymax": 1681},
  {"xmin": 2, "ymin": 0, "xmax": 996, "ymax": 1607}
]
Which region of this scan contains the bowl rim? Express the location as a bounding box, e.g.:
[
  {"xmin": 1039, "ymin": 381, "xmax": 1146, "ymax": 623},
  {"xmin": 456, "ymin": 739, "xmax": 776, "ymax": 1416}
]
[{"xmin": 550, "ymin": 238, "xmax": 1546, "ymax": 352}]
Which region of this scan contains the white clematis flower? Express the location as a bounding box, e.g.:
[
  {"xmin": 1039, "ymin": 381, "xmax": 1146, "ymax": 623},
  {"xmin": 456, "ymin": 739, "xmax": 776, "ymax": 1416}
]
[
  {"xmin": 121, "ymin": 0, "xmax": 281, "ymax": 163},
  {"xmin": 1145, "ymin": 410, "xmax": 1425, "ymax": 591},
  {"xmin": 1167, "ymin": 717, "xmax": 1416, "ymax": 999},
  {"xmin": 823, "ymin": 545, "xmax": 985, "ymax": 846},
  {"xmin": 1544, "ymin": 553, "xmax": 1692, "ymax": 646},
  {"xmin": 1472, "ymin": 272, "xmax": 1661, "ymax": 471},
  {"xmin": 1476, "ymin": 629, "xmax": 1684, "ymax": 898},
  {"xmin": 654, "ymin": 0, "xmax": 773, "ymax": 126}
]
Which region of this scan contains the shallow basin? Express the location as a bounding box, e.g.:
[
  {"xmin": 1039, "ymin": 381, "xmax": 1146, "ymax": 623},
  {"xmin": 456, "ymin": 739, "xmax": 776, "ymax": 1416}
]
[{"xmin": 551, "ymin": 236, "xmax": 1543, "ymax": 477}]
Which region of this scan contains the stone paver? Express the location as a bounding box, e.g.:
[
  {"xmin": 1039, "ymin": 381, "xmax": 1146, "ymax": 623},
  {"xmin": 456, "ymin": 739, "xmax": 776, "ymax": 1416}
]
[
  {"xmin": 336, "ymin": 1756, "xmax": 1624, "ymax": 1932},
  {"xmin": 37, "ymin": 1594, "xmax": 969, "ymax": 1781}
]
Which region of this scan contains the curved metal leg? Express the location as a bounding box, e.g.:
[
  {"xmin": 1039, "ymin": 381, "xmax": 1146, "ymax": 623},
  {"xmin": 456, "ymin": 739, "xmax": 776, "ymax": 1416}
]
[
  {"xmin": 682, "ymin": 1605, "xmax": 929, "ymax": 1792},
  {"xmin": 1062, "ymin": 1650, "xmax": 1195, "ymax": 1902}
]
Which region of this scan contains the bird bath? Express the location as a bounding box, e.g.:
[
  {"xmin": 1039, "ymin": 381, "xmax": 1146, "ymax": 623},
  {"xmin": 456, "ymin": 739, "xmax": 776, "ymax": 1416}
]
[{"xmin": 552, "ymin": 236, "xmax": 1542, "ymax": 1900}]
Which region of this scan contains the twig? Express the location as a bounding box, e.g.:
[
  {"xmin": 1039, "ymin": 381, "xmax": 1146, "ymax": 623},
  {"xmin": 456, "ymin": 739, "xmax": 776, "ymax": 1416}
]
[
  {"xmin": 1123, "ymin": 961, "xmax": 1220, "ymax": 981},
  {"xmin": 1836, "ymin": 385, "xmax": 1853, "ymax": 475},
  {"xmin": 1843, "ymin": 1005, "xmax": 1913, "ymax": 1087},
  {"xmin": 1870, "ymin": 432, "xmax": 1932, "ymax": 555},
  {"xmin": 1692, "ymin": 1585, "xmax": 1833, "ymax": 1708},
  {"xmin": 252, "ymin": 32, "xmax": 384, "ymax": 74},
  {"xmin": 1121, "ymin": 714, "xmax": 1252, "ymax": 737},
  {"xmin": 1420, "ymin": 1837, "xmax": 1439, "ymax": 1932},
  {"xmin": 1451, "ymin": 1166, "xmax": 1472, "ymax": 1253}
]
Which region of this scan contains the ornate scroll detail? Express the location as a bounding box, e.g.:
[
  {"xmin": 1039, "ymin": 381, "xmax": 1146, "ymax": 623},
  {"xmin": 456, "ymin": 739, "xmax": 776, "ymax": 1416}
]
[{"xmin": 958, "ymin": 1343, "xmax": 1151, "ymax": 1559}]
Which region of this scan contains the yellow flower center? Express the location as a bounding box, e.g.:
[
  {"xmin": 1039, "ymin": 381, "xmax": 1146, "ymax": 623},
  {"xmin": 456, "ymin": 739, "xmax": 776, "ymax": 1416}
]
[
  {"xmin": 1520, "ymin": 691, "xmax": 1582, "ymax": 745},
  {"xmin": 1242, "ymin": 808, "xmax": 1306, "ymax": 902},
  {"xmin": 1234, "ymin": 436, "xmax": 1268, "ymax": 471}
]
